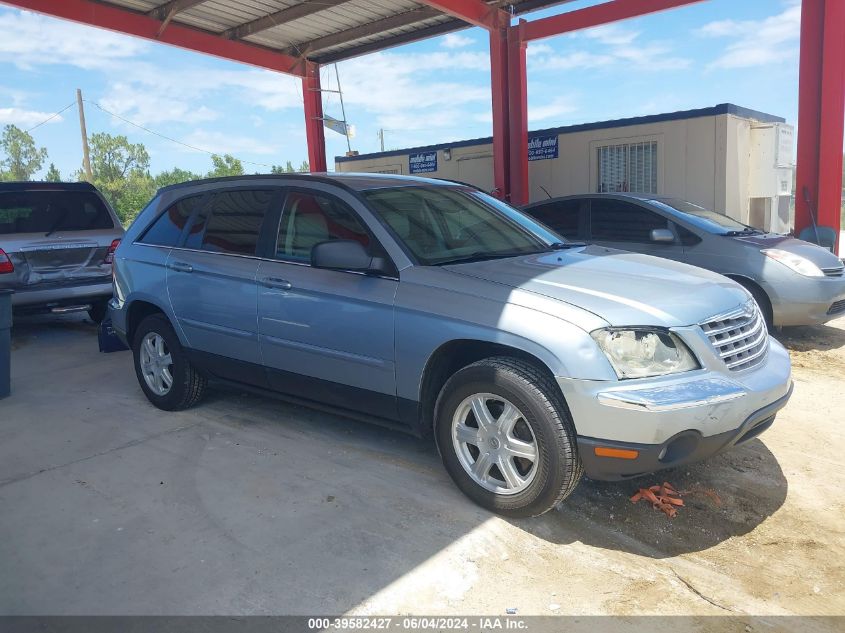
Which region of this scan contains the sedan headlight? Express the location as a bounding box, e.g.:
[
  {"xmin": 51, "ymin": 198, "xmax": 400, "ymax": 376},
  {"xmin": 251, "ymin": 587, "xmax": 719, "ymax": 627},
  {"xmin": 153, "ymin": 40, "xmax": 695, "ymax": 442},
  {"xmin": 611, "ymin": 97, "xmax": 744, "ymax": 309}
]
[
  {"xmin": 591, "ymin": 328, "xmax": 699, "ymax": 379},
  {"xmin": 762, "ymin": 249, "xmax": 824, "ymax": 277}
]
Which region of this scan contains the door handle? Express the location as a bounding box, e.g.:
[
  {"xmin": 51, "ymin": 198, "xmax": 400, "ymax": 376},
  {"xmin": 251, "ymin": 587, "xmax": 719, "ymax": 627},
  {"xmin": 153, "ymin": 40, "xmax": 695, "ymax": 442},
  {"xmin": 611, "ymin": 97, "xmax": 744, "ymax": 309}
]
[
  {"xmin": 260, "ymin": 277, "xmax": 292, "ymax": 290},
  {"xmin": 168, "ymin": 261, "xmax": 193, "ymax": 273}
]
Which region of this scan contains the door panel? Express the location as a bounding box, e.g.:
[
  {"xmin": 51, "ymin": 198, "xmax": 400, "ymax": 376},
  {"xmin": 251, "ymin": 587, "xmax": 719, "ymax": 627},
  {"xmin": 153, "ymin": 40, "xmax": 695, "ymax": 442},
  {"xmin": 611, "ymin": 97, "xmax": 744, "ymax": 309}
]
[{"xmin": 256, "ymin": 189, "xmax": 398, "ymax": 418}]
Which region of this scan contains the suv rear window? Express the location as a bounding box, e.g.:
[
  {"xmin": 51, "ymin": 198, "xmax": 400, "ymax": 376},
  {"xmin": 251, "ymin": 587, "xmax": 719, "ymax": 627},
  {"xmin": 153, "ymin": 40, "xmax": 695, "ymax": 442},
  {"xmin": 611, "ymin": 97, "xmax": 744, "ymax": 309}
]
[{"xmin": 0, "ymin": 190, "xmax": 114, "ymax": 234}]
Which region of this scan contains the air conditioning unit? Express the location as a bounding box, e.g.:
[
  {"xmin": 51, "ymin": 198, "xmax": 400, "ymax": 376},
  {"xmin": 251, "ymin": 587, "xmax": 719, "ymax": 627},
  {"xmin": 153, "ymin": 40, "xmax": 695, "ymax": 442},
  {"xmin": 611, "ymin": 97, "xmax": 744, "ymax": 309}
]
[{"xmin": 749, "ymin": 123, "xmax": 794, "ymax": 232}]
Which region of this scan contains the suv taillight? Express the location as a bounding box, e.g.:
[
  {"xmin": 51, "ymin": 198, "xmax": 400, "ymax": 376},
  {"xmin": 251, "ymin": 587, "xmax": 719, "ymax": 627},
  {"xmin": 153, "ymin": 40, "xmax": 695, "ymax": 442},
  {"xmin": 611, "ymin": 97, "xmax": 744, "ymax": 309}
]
[
  {"xmin": 104, "ymin": 239, "xmax": 121, "ymax": 265},
  {"xmin": 0, "ymin": 248, "xmax": 13, "ymax": 274}
]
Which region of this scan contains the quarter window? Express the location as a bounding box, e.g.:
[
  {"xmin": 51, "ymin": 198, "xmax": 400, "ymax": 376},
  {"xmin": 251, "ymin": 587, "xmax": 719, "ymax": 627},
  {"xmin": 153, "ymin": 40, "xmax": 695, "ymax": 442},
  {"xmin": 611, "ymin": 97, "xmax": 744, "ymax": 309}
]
[
  {"xmin": 275, "ymin": 191, "xmax": 370, "ymax": 262},
  {"xmin": 590, "ymin": 200, "xmax": 668, "ymax": 243},
  {"xmin": 140, "ymin": 195, "xmax": 203, "ymax": 247},
  {"xmin": 186, "ymin": 190, "xmax": 275, "ymax": 255}
]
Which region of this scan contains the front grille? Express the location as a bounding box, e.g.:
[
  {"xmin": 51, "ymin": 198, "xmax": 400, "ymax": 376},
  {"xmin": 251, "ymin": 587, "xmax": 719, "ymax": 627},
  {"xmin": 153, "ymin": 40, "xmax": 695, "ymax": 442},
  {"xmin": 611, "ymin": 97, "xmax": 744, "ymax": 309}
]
[
  {"xmin": 822, "ymin": 265, "xmax": 844, "ymax": 278},
  {"xmin": 700, "ymin": 301, "xmax": 768, "ymax": 372},
  {"xmin": 828, "ymin": 299, "xmax": 845, "ymax": 316}
]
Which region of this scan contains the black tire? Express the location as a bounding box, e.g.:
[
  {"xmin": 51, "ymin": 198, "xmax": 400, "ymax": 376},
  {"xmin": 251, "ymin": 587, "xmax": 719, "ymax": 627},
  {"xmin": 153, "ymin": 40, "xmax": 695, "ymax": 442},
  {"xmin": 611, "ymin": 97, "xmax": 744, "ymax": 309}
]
[
  {"xmin": 132, "ymin": 313, "xmax": 207, "ymax": 411},
  {"xmin": 87, "ymin": 301, "xmax": 108, "ymax": 324},
  {"xmin": 434, "ymin": 356, "xmax": 583, "ymax": 518}
]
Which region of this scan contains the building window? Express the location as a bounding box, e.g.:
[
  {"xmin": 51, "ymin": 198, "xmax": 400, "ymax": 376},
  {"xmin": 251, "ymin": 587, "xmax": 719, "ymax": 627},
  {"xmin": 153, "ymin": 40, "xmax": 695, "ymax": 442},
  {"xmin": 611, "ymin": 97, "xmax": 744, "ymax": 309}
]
[{"xmin": 597, "ymin": 141, "xmax": 658, "ymax": 194}]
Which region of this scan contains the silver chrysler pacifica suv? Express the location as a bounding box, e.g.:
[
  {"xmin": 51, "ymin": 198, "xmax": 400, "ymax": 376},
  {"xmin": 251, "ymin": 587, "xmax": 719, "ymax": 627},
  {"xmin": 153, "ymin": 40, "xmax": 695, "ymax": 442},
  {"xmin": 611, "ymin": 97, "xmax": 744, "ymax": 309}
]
[{"xmin": 110, "ymin": 174, "xmax": 793, "ymax": 517}]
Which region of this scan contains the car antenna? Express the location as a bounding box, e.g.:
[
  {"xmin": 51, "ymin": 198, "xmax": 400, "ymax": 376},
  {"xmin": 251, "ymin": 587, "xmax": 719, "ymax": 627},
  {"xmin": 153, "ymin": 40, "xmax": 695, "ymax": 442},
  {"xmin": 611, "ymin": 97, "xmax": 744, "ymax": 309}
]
[{"xmin": 539, "ymin": 186, "xmax": 553, "ymax": 200}]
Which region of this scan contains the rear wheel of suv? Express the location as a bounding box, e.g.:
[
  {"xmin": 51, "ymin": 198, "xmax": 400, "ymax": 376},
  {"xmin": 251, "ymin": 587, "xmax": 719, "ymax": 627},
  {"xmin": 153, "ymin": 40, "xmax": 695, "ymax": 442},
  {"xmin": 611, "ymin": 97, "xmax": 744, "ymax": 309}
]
[
  {"xmin": 133, "ymin": 314, "xmax": 207, "ymax": 411},
  {"xmin": 434, "ymin": 357, "xmax": 583, "ymax": 518}
]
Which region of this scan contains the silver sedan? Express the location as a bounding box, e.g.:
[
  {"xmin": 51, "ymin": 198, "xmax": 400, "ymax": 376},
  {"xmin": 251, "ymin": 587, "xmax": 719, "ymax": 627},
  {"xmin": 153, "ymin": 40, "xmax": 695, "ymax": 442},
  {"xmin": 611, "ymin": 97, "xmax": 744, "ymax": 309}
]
[{"xmin": 523, "ymin": 193, "xmax": 845, "ymax": 327}]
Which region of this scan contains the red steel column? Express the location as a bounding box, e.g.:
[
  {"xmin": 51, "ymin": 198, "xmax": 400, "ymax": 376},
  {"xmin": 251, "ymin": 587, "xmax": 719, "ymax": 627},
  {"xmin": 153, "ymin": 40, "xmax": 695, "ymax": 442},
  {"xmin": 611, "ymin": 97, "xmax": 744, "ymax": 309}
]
[
  {"xmin": 489, "ymin": 14, "xmax": 510, "ymax": 200},
  {"xmin": 507, "ymin": 21, "xmax": 529, "ymax": 206},
  {"xmin": 795, "ymin": 0, "xmax": 845, "ymax": 249},
  {"xmin": 303, "ymin": 61, "xmax": 327, "ymax": 173}
]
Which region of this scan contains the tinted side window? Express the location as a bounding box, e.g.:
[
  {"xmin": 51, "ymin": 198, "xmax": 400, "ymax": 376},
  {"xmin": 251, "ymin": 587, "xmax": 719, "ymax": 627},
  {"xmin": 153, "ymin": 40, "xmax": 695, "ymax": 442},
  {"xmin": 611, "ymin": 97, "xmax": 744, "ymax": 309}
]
[
  {"xmin": 525, "ymin": 200, "xmax": 581, "ymax": 239},
  {"xmin": 276, "ymin": 191, "xmax": 370, "ymax": 262},
  {"xmin": 590, "ymin": 199, "xmax": 667, "ymax": 242},
  {"xmin": 674, "ymin": 223, "xmax": 702, "ymax": 246},
  {"xmin": 140, "ymin": 195, "xmax": 203, "ymax": 246},
  {"xmin": 187, "ymin": 190, "xmax": 275, "ymax": 255}
]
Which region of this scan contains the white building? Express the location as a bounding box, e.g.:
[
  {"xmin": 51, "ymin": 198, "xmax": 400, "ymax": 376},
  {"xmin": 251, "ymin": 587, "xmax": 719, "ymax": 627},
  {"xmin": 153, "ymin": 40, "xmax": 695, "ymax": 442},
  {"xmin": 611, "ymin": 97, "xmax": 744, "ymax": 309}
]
[{"xmin": 335, "ymin": 104, "xmax": 795, "ymax": 232}]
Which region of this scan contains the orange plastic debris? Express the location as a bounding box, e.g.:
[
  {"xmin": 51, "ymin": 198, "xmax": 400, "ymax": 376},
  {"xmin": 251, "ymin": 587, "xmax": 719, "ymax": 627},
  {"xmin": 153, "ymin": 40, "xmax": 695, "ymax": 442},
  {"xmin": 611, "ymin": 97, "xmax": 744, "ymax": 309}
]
[{"xmin": 630, "ymin": 481, "xmax": 686, "ymax": 518}]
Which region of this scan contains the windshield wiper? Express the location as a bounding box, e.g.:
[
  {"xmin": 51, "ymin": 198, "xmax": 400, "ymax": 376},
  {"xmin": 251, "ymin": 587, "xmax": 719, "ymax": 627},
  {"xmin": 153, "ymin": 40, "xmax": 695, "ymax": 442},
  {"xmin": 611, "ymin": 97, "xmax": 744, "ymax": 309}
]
[
  {"xmin": 548, "ymin": 241, "xmax": 586, "ymax": 249},
  {"xmin": 433, "ymin": 251, "xmax": 531, "ymax": 266},
  {"xmin": 724, "ymin": 228, "xmax": 764, "ymax": 236}
]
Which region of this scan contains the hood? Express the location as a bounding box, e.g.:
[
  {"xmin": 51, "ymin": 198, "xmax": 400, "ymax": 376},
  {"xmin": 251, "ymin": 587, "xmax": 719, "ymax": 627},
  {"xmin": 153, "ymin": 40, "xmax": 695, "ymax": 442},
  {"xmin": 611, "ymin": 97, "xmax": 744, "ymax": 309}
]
[
  {"xmin": 444, "ymin": 246, "xmax": 749, "ymax": 328},
  {"xmin": 731, "ymin": 233, "xmax": 843, "ymax": 269}
]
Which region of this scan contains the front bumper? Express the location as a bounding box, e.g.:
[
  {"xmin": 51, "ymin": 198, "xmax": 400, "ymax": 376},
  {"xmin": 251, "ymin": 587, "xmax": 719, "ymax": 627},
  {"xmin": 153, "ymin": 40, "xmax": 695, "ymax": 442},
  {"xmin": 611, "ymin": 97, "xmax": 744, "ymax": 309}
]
[
  {"xmin": 763, "ymin": 273, "xmax": 845, "ymax": 326},
  {"xmin": 557, "ymin": 333, "xmax": 793, "ymax": 479},
  {"xmin": 578, "ymin": 383, "xmax": 792, "ymax": 480}
]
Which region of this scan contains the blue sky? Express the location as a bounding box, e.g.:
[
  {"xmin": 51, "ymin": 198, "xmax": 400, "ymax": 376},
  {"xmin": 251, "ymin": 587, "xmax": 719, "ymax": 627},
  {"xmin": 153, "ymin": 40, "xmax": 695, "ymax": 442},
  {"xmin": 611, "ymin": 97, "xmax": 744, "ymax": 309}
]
[{"xmin": 0, "ymin": 0, "xmax": 801, "ymax": 178}]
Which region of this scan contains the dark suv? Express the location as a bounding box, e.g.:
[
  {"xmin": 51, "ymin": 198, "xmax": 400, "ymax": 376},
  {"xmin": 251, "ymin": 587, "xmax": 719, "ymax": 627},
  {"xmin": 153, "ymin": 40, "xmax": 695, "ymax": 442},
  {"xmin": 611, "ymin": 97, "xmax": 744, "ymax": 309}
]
[{"xmin": 0, "ymin": 181, "xmax": 124, "ymax": 321}]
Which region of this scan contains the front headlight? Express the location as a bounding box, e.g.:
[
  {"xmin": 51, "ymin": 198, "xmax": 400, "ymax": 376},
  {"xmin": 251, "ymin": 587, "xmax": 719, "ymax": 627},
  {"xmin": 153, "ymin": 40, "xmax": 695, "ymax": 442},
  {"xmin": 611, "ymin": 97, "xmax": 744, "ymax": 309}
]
[
  {"xmin": 591, "ymin": 328, "xmax": 699, "ymax": 379},
  {"xmin": 762, "ymin": 249, "xmax": 824, "ymax": 277}
]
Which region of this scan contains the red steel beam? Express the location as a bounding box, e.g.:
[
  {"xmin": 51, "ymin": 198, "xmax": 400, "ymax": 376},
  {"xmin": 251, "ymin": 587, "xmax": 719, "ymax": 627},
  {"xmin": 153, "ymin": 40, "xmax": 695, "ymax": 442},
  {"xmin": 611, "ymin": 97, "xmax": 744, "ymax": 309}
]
[
  {"xmin": 418, "ymin": 0, "xmax": 505, "ymax": 31},
  {"xmin": 521, "ymin": 0, "xmax": 705, "ymax": 41},
  {"xmin": 795, "ymin": 0, "xmax": 845, "ymax": 249},
  {"xmin": 0, "ymin": 0, "xmax": 305, "ymax": 76},
  {"xmin": 507, "ymin": 21, "xmax": 529, "ymax": 206},
  {"xmin": 303, "ymin": 62, "xmax": 327, "ymax": 173},
  {"xmin": 489, "ymin": 13, "xmax": 510, "ymax": 199}
]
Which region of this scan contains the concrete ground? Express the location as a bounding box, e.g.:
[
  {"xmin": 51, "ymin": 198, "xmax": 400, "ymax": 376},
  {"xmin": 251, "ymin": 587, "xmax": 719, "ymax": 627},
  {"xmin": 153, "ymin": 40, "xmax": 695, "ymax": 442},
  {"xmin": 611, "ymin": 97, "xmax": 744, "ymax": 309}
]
[{"xmin": 1, "ymin": 314, "xmax": 844, "ymax": 619}]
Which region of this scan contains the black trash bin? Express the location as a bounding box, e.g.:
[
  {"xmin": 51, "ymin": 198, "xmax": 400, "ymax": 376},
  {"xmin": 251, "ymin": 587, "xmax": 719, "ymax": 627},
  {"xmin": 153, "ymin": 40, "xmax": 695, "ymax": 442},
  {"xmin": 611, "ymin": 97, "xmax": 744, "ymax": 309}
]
[{"xmin": 0, "ymin": 289, "xmax": 11, "ymax": 399}]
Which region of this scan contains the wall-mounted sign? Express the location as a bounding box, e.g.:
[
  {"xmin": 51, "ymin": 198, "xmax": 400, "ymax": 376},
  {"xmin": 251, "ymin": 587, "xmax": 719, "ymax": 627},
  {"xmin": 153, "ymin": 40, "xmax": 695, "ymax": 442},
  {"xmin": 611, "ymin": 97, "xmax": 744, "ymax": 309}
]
[
  {"xmin": 409, "ymin": 151, "xmax": 437, "ymax": 174},
  {"xmin": 528, "ymin": 135, "xmax": 559, "ymax": 161}
]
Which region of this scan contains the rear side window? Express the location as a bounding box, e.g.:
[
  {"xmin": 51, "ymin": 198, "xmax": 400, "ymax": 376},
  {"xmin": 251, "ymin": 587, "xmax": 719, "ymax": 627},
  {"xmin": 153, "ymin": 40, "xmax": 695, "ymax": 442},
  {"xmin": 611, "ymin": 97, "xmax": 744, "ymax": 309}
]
[
  {"xmin": 187, "ymin": 189, "xmax": 275, "ymax": 255},
  {"xmin": 525, "ymin": 200, "xmax": 582, "ymax": 239},
  {"xmin": 275, "ymin": 191, "xmax": 370, "ymax": 262},
  {"xmin": 590, "ymin": 199, "xmax": 667, "ymax": 242},
  {"xmin": 140, "ymin": 195, "xmax": 204, "ymax": 247},
  {"xmin": 0, "ymin": 190, "xmax": 114, "ymax": 234}
]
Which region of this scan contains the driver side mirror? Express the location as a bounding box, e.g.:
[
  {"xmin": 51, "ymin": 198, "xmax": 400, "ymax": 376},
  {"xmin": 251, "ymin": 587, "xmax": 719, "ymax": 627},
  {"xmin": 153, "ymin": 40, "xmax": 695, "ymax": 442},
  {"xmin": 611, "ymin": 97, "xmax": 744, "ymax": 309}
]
[
  {"xmin": 311, "ymin": 240, "xmax": 390, "ymax": 275},
  {"xmin": 650, "ymin": 228, "xmax": 675, "ymax": 243}
]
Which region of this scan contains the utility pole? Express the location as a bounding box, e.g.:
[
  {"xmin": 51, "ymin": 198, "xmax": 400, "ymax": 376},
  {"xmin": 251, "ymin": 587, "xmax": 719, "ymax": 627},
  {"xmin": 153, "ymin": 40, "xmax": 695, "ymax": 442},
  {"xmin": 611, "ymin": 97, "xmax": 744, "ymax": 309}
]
[
  {"xmin": 76, "ymin": 89, "xmax": 93, "ymax": 182},
  {"xmin": 378, "ymin": 128, "xmax": 385, "ymax": 152}
]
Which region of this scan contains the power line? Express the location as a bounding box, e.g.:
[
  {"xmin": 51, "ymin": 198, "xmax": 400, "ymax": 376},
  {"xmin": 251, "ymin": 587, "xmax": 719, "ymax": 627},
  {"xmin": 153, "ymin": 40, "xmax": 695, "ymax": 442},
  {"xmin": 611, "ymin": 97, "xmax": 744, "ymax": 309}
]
[
  {"xmin": 85, "ymin": 99, "xmax": 278, "ymax": 169},
  {"xmin": 25, "ymin": 102, "xmax": 76, "ymax": 133}
]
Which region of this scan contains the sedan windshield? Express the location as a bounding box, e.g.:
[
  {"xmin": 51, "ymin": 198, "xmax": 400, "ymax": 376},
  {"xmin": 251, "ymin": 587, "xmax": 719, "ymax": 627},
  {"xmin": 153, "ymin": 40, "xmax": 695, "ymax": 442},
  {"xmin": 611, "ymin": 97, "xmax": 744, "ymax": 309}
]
[
  {"xmin": 650, "ymin": 199, "xmax": 762, "ymax": 235},
  {"xmin": 363, "ymin": 186, "xmax": 561, "ymax": 265}
]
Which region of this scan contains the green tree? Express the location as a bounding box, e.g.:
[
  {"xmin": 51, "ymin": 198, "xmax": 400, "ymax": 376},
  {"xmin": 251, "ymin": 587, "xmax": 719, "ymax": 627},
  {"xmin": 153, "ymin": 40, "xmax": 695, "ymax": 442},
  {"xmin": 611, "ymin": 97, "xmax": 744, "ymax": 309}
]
[
  {"xmin": 45, "ymin": 163, "xmax": 62, "ymax": 182},
  {"xmin": 87, "ymin": 132, "xmax": 154, "ymax": 224},
  {"xmin": 271, "ymin": 161, "xmax": 297, "ymax": 174},
  {"xmin": 154, "ymin": 167, "xmax": 201, "ymax": 189},
  {"xmin": 207, "ymin": 154, "xmax": 244, "ymax": 178},
  {"xmin": 298, "ymin": 160, "xmax": 310, "ymax": 173},
  {"xmin": 0, "ymin": 124, "xmax": 48, "ymax": 181}
]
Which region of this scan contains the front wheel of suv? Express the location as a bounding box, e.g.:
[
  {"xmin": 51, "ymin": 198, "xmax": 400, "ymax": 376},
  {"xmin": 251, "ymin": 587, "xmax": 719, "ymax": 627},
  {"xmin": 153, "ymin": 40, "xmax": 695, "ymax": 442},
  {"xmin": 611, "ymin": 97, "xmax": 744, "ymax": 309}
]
[
  {"xmin": 132, "ymin": 314, "xmax": 207, "ymax": 411},
  {"xmin": 434, "ymin": 357, "xmax": 583, "ymax": 518}
]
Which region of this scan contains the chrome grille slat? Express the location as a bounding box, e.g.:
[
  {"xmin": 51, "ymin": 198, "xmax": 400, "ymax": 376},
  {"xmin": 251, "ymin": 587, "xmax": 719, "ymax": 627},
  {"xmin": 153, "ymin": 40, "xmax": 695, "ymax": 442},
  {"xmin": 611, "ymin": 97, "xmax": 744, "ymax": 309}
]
[
  {"xmin": 700, "ymin": 301, "xmax": 768, "ymax": 372},
  {"xmin": 822, "ymin": 266, "xmax": 844, "ymax": 278}
]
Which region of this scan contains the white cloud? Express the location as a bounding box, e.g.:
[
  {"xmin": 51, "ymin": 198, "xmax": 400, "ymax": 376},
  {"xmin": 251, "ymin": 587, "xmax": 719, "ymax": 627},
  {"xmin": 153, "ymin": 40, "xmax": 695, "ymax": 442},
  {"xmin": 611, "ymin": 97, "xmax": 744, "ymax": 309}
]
[
  {"xmin": 583, "ymin": 24, "xmax": 640, "ymax": 46},
  {"xmin": 528, "ymin": 97, "xmax": 577, "ymax": 123},
  {"xmin": 0, "ymin": 10, "xmax": 147, "ymax": 70},
  {"xmin": 698, "ymin": 4, "xmax": 800, "ymax": 69},
  {"xmin": 0, "ymin": 107, "xmax": 64, "ymax": 127},
  {"xmin": 441, "ymin": 33, "xmax": 474, "ymax": 49},
  {"xmin": 179, "ymin": 130, "xmax": 279, "ymax": 156}
]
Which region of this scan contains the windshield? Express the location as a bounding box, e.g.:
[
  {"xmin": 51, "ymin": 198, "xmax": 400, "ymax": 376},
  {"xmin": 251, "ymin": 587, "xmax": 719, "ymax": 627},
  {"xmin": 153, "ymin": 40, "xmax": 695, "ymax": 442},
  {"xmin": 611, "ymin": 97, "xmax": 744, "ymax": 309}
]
[
  {"xmin": 650, "ymin": 199, "xmax": 760, "ymax": 234},
  {"xmin": 0, "ymin": 190, "xmax": 114, "ymax": 235},
  {"xmin": 363, "ymin": 186, "xmax": 559, "ymax": 265}
]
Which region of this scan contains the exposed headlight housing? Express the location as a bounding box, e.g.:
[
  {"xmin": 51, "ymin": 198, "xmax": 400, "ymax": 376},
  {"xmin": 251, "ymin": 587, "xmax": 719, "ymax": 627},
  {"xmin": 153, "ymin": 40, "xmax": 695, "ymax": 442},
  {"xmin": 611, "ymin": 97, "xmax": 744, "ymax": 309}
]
[
  {"xmin": 762, "ymin": 248, "xmax": 824, "ymax": 277},
  {"xmin": 591, "ymin": 328, "xmax": 699, "ymax": 379}
]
